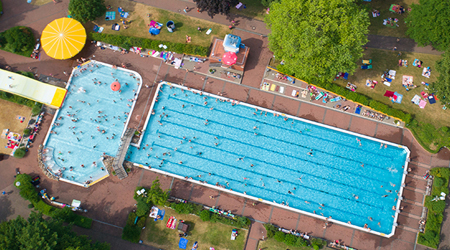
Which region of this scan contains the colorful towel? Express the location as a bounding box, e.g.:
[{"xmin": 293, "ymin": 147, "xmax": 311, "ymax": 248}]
[
  {"xmin": 355, "ymin": 105, "xmax": 362, "ymax": 114},
  {"xmin": 384, "ymin": 91, "xmax": 395, "ymax": 97},
  {"xmin": 105, "ymin": 11, "xmax": 115, "ymax": 20}
]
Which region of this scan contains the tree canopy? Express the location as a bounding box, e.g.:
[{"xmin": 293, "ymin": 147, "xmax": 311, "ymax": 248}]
[
  {"xmin": 406, "ymin": 0, "xmax": 450, "ymax": 51},
  {"xmin": 432, "ymin": 49, "xmax": 450, "ymax": 104},
  {"xmin": 193, "ymin": 0, "xmax": 239, "ymax": 18},
  {"xmin": 265, "ymin": 0, "xmax": 369, "ymax": 84},
  {"xmin": 68, "ymin": 0, "xmax": 106, "ymax": 23},
  {"xmin": 0, "ymin": 212, "xmax": 110, "ymax": 250},
  {"xmin": 1, "ymin": 26, "xmax": 35, "ymax": 53}
]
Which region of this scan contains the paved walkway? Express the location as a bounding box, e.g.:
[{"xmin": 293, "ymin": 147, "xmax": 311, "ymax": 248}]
[{"xmin": 366, "ymin": 35, "xmax": 443, "ymax": 55}]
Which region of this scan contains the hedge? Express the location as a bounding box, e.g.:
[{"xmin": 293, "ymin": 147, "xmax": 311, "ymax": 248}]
[
  {"xmin": 14, "ymin": 174, "xmax": 92, "ymax": 229},
  {"xmin": 265, "ymin": 222, "xmax": 326, "ymax": 249},
  {"xmin": 89, "ymin": 32, "xmax": 209, "ymax": 56},
  {"xmin": 122, "ymin": 211, "xmax": 146, "ymax": 243},
  {"xmin": 417, "ymin": 168, "xmax": 450, "ymax": 248}
]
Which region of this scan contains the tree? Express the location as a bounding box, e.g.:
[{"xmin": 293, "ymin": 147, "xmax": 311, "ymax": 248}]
[
  {"xmin": 2, "ymin": 26, "xmax": 34, "ymax": 53},
  {"xmin": 146, "ymin": 178, "xmax": 170, "ymax": 206},
  {"xmin": 193, "ymin": 0, "xmax": 239, "ymax": 18},
  {"xmin": 261, "ymin": 0, "xmax": 280, "ymax": 7},
  {"xmin": 406, "ymin": 0, "xmax": 450, "ymax": 51},
  {"xmin": 0, "ymin": 212, "xmax": 110, "ymax": 250},
  {"xmin": 265, "ymin": 0, "xmax": 369, "ymax": 84},
  {"xmin": 68, "ymin": 0, "xmax": 106, "ymax": 23},
  {"xmin": 432, "ymin": 48, "xmax": 450, "ymax": 104}
]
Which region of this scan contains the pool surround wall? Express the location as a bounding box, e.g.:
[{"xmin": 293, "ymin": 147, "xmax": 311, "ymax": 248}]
[
  {"xmin": 43, "ymin": 60, "xmax": 143, "ymax": 188},
  {"xmin": 133, "ymin": 81, "xmax": 410, "ymax": 238}
]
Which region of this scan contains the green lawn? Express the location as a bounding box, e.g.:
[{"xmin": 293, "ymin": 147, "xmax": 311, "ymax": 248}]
[
  {"xmin": 359, "ymin": 0, "xmax": 418, "ymax": 38},
  {"xmin": 142, "ymin": 208, "xmax": 247, "ymax": 250},
  {"xmin": 334, "ymin": 48, "xmax": 447, "ymax": 131},
  {"xmin": 90, "ymin": 0, "xmax": 230, "ymax": 47},
  {"xmin": 230, "ymin": 0, "xmax": 267, "ymax": 21}
]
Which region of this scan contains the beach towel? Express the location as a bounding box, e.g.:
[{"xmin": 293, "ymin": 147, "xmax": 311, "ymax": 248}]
[
  {"xmin": 111, "ymin": 23, "xmax": 120, "ymax": 31},
  {"xmin": 329, "ymin": 96, "xmax": 341, "ymax": 102},
  {"xmin": 166, "ymin": 216, "xmax": 174, "ymax": 228},
  {"xmin": 384, "ymin": 91, "xmax": 395, "ymax": 97},
  {"xmin": 411, "ymin": 95, "xmax": 421, "ymax": 105},
  {"xmin": 428, "ymin": 95, "xmax": 436, "ymax": 104},
  {"xmin": 343, "ymin": 73, "xmax": 349, "ymax": 80},
  {"xmin": 279, "ymin": 86, "xmax": 285, "ymax": 94},
  {"xmin": 393, "ymin": 92, "xmax": 403, "ymax": 104},
  {"xmin": 315, "ymin": 92, "xmax": 324, "ymax": 100},
  {"xmin": 383, "ymin": 81, "xmax": 391, "ymax": 87},
  {"xmin": 260, "ymin": 82, "xmax": 270, "ymax": 91},
  {"xmin": 362, "ymin": 59, "xmax": 372, "ymax": 64},
  {"xmin": 105, "ymin": 11, "xmax": 115, "ymax": 20},
  {"xmin": 389, "ymin": 70, "xmax": 396, "ymax": 79},
  {"xmin": 206, "ymin": 28, "xmax": 212, "ymax": 35},
  {"xmin": 355, "ymin": 105, "xmax": 362, "ymax": 114},
  {"xmin": 120, "ymin": 12, "xmax": 129, "ymax": 18},
  {"xmin": 419, "ymin": 100, "xmax": 427, "ymax": 109},
  {"xmin": 422, "ymin": 67, "xmax": 431, "ymax": 78},
  {"xmin": 170, "ymin": 219, "xmax": 177, "ymax": 229},
  {"xmin": 179, "ymin": 238, "xmax": 188, "ymax": 249},
  {"xmin": 270, "ymin": 84, "xmax": 277, "ymax": 92},
  {"xmin": 413, "ymin": 59, "xmax": 419, "ymax": 67}
]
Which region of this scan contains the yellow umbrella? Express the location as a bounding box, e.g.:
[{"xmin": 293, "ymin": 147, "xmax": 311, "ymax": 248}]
[{"xmin": 41, "ymin": 18, "xmax": 86, "ymax": 60}]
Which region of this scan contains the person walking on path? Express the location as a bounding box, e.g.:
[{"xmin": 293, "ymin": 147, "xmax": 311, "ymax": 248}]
[
  {"xmin": 184, "ymin": 6, "xmax": 188, "ymax": 13},
  {"xmin": 2, "ymin": 191, "xmax": 7, "ymax": 195}
]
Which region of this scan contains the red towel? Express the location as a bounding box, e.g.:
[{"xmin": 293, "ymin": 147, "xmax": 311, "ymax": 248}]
[{"xmin": 384, "ymin": 91, "xmax": 395, "ymax": 97}]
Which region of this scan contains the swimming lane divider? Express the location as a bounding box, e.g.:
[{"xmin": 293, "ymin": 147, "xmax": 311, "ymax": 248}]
[
  {"xmin": 152, "ymin": 142, "xmax": 385, "ymax": 211},
  {"xmin": 157, "ymin": 124, "xmax": 391, "ymax": 188}
]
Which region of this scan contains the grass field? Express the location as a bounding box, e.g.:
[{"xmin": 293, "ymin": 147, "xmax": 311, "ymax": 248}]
[
  {"xmin": 142, "ymin": 208, "xmax": 247, "ymax": 250},
  {"xmin": 90, "ymin": 0, "xmax": 230, "ymax": 47},
  {"xmin": 335, "ymin": 48, "xmax": 448, "ymax": 130},
  {"xmin": 230, "ymin": 0, "xmax": 267, "ymax": 21},
  {"xmin": 0, "ymin": 99, "xmax": 30, "ymax": 155},
  {"xmin": 359, "ymin": 0, "xmax": 418, "ymax": 38}
]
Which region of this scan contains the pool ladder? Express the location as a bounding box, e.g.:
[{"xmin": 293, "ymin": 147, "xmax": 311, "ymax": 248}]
[{"xmin": 112, "ymin": 128, "xmax": 135, "ymax": 179}]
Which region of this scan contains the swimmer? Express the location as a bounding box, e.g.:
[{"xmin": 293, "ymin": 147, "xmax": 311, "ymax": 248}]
[
  {"xmin": 253, "ymin": 126, "xmax": 257, "ymax": 129},
  {"xmin": 361, "ymin": 163, "xmax": 364, "ymax": 167},
  {"xmin": 305, "ymin": 201, "xmax": 310, "ymax": 204},
  {"xmin": 369, "ymin": 217, "xmax": 373, "ymax": 221}
]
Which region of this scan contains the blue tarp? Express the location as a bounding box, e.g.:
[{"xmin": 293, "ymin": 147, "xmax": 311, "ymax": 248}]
[
  {"xmin": 179, "ymin": 238, "xmax": 188, "ymax": 249},
  {"xmin": 149, "ymin": 27, "xmax": 160, "ymax": 35},
  {"xmin": 393, "ymin": 92, "xmax": 403, "ymax": 104}
]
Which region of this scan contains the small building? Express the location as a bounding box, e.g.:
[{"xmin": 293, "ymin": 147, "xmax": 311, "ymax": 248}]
[{"xmin": 209, "ymin": 34, "xmax": 250, "ymax": 72}]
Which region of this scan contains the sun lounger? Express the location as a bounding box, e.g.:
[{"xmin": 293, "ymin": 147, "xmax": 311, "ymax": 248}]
[
  {"xmin": 355, "ymin": 105, "xmax": 362, "ymax": 114},
  {"xmin": 315, "ymin": 92, "xmax": 324, "ymax": 100},
  {"xmin": 270, "ymin": 84, "xmax": 277, "ymax": 92},
  {"xmin": 329, "ymin": 96, "xmax": 341, "ymax": 102}
]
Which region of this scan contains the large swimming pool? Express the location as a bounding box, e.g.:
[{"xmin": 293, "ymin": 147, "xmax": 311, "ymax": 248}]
[
  {"xmin": 128, "ymin": 82, "xmax": 408, "ymax": 236},
  {"xmin": 44, "ymin": 61, "xmax": 142, "ymax": 186}
]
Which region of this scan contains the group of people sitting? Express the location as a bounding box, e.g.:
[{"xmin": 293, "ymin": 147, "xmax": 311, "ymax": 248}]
[
  {"xmin": 361, "ymin": 110, "xmax": 385, "ymax": 121},
  {"xmin": 185, "ymin": 35, "xmax": 191, "ymax": 43}
]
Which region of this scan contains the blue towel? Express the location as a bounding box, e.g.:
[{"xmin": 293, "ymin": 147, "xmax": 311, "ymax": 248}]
[
  {"xmin": 158, "ymin": 209, "xmax": 165, "ymax": 220},
  {"xmin": 355, "ymin": 106, "xmax": 361, "ymax": 114},
  {"xmin": 179, "ymin": 238, "xmax": 188, "ymax": 249},
  {"xmin": 343, "ymin": 73, "xmax": 349, "ymax": 80}
]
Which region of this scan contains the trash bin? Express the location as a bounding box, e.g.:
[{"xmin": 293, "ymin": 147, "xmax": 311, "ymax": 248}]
[{"xmin": 166, "ymin": 21, "xmax": 175, "ymax": 32}]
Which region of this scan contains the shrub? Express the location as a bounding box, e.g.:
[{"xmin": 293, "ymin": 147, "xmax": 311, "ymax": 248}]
[
  {"xmin": 73, "ymin": 215, "xmax": 93, "ymax": 228},
  {"xmin": 89, "ymin": 33, "xmax": 209, "ymax": 56},
  {"xmin": 2, "ymin": 26, "xmax": 34, "ymax": 54},
  {"xmin": 274, "ymin": 231, "xmax": 286, "ymax": 242},
  {"xmin": 311, "ymin": 238, "xmax": 325, "ymax": 249},
  {"xmin": 136, "ymin": 199, "xmax": 151, "ymax": 217},
  {"xmin": 192, "ymin": 203, "xmax": 203, "ymax": 215},
  {"xmin": 434, "ymin": 177, "xmax": 445, "ymax": 187},
  {"xmin": 31, "ymin": 103, "xmax": 42, "ymax": 116},
  {"xmin": 13, "ymin": 148, "xmax": 27, "ymax": 158},
  {"xmin": 264, "ymin": 223, "xmax": 277, "ymax": 238},
  {"xmin": 53, "ymin": 206, "xmax": 76, "ymax": 222},
  {"xmin": 295, "ymin": 236, "xmax": 308, "ymax": 247},
  {"xmin": 69, "ymin": 0, "xmax": 106, "ymax": 23},
  {"xmin": 432, "ymin": 200, "xmax": 446, "ymax": 213},
  {"xmin": 137, "ymin": 217, "xmax": 146, "ymax": 228},
  {"xmin": 126, "ymin": 212, "xmax": 138, "ymax": 226},
  {"xmin": 174, "ymin": 202, "xmax": 194, "ymax": 214},
  {"xmin": 28, "ymin": 203, "xmax": 34, "ymax": 209},
  {"xmin": 237, "ymin": 216, "xmax": 251, "ymax": 228},
  {"xmin": 122, "ymin": 224, "xmax": 141, "ymax": 243},
  {"xmin": 34, "ymin": 200, "xmax": 56, "ymax": 216},
  {"xmin": 284, "ymin": 234, "xmax": 297, "ymax": 246},
  {"xmin": 23, "ymin": 128, "xmax": 31, "ymax": 137},
  {"xmin": 199, "ymin": 210, "xmax": 211, "ymax": 221}
]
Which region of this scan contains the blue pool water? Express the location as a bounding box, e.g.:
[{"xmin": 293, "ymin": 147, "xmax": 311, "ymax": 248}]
[
  {"xmin": 44, "ymin": 62, "xmax": 141, "ymax": 185},
  {"xmin": 128, "ymin": 83, "xmax": 407, "ymax": 234}
]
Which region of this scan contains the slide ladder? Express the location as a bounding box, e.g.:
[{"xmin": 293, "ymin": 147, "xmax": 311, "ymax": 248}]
[{"xmin": 112, "ymin": 128, "xmax": 135, "ymax": 179}]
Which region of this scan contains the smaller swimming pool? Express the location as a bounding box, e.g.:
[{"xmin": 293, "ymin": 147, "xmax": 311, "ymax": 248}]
[{"xmin": 43, "ymin": 61, "xmax": 142, "ymax": 186}]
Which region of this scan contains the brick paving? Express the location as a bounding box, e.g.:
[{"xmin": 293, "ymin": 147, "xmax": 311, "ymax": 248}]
[{"xmin": 0, "ymin": 1, "xmax": 449, "ymax": 250}]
